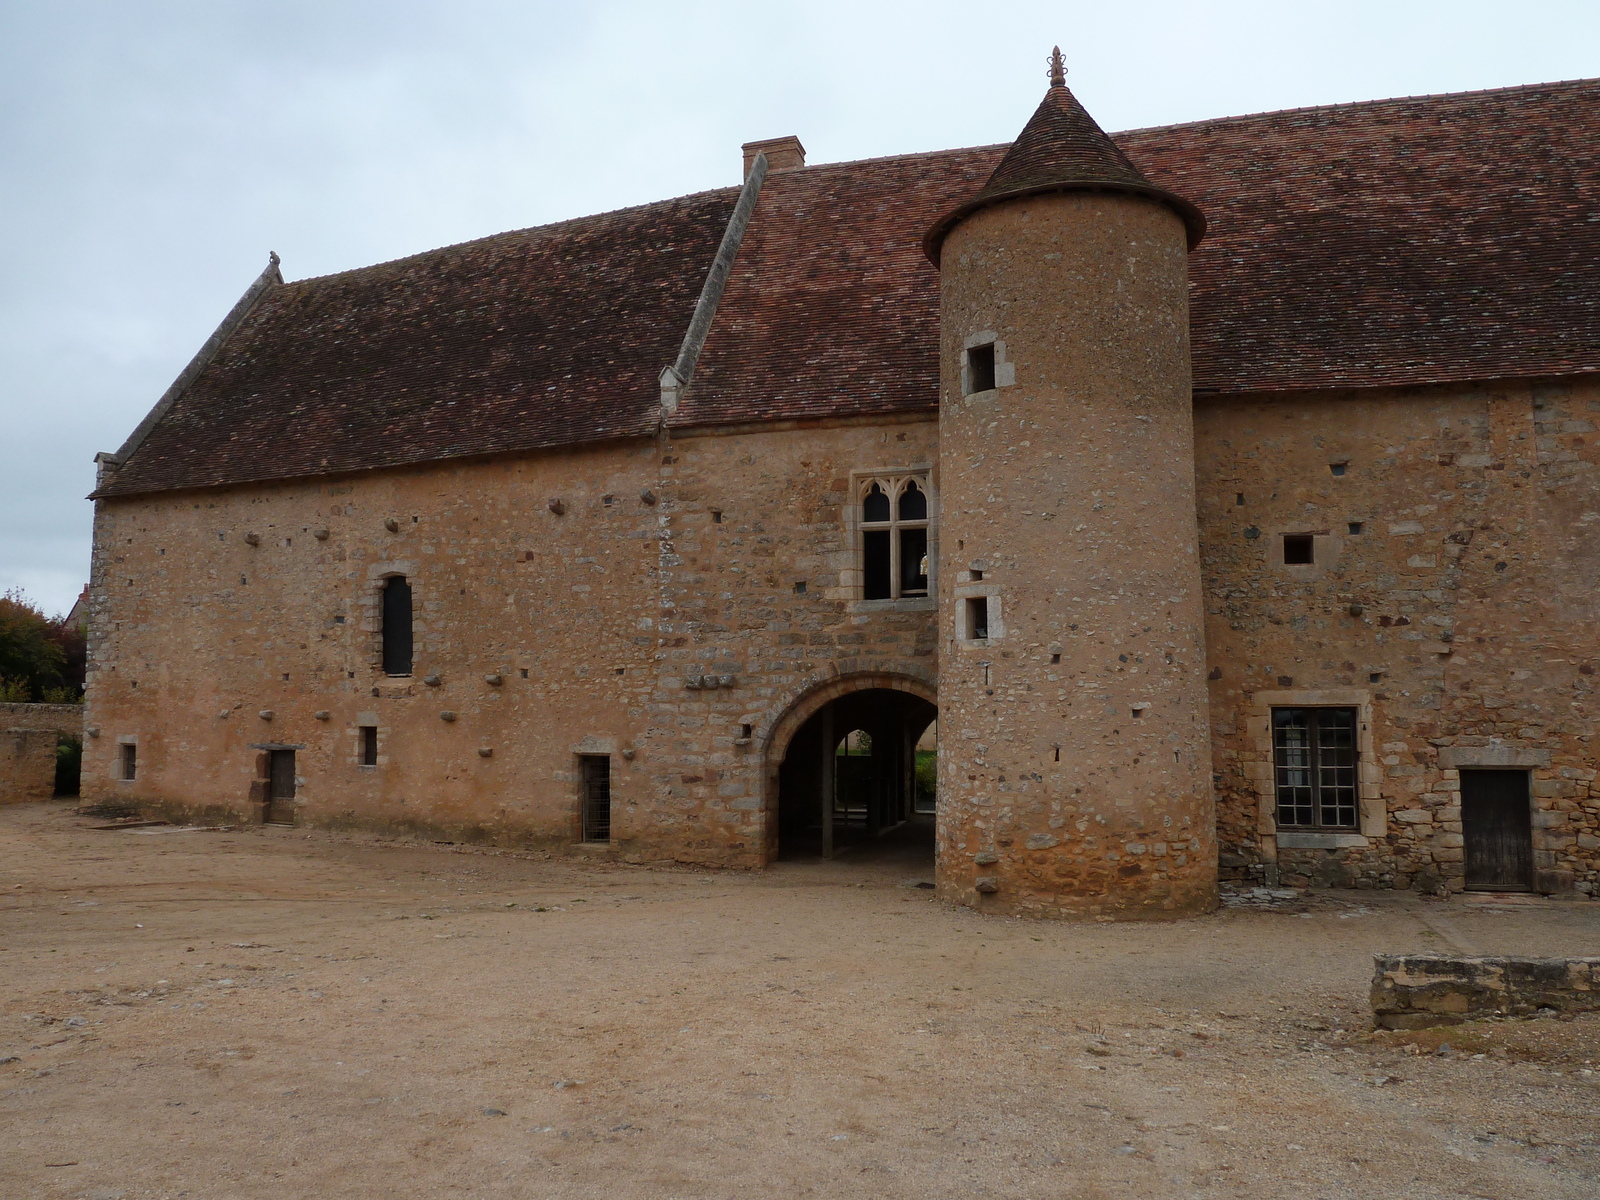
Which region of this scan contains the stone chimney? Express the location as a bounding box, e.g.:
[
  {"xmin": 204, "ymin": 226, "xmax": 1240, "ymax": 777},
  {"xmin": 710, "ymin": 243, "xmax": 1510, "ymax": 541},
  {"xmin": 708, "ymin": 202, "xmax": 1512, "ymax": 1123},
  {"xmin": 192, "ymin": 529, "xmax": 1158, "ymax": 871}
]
[{"xmin": 742, "ymin": 136, "xmax": 805, "ymax": 179}]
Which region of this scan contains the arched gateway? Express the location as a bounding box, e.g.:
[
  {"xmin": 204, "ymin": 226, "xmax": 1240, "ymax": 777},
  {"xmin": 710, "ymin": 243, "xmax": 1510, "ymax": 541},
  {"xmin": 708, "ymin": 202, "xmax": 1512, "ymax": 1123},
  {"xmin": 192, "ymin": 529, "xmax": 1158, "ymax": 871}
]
[{"xmin": 761, "ymin": 674, "xmax": 937, "ymax": 864}]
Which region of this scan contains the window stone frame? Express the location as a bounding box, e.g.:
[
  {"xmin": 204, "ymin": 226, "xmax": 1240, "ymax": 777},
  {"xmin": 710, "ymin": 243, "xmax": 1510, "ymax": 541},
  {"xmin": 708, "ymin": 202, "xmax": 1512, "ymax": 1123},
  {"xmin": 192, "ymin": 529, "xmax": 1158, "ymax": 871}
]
[{"xmin": 842, "ymin": 466, "xmax": 937, "ymax": 612}]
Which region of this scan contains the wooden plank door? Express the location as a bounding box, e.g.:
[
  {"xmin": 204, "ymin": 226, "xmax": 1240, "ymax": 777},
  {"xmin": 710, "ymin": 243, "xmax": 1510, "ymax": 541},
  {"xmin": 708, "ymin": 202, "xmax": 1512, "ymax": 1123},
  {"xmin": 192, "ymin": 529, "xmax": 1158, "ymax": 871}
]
[
  {"xmin": 1461, "ymin": 769, "xmax": 1532, "ymax": 891},
  {"xmin": 265, "ymin": 749, "xmax": 297, "ymax": 826}
]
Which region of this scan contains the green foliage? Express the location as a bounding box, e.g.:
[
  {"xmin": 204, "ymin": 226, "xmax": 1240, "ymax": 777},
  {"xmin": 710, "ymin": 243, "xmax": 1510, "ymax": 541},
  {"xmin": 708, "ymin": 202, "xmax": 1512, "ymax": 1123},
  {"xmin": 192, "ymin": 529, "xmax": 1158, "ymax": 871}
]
[
  {"xmin": 0, "ymin": 588, "xmax": 76, "ymax": 702},
  {"xmin": 914, "ymin": 748, "xmax": 937, "ymax": 801},
  {"xmin": 42, "ymin": 686, "xmax": 83, "ymax": 705},
  {"xmin": 837, "ymin": 729, "xmax": 873, "ymax": 756}
]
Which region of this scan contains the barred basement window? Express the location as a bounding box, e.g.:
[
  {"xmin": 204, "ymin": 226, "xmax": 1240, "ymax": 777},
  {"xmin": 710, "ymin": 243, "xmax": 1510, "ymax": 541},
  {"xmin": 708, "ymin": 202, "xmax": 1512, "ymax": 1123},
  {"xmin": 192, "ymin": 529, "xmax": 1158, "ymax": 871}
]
[
  {"xmin": 381, "ymin": 575, "xmax": 413, "ymax": 676},
  {"xmin": 1272, "ymin": 707, "xmax": 1358, "ymax": 830},
  {"xmin": 860, "ymin": 475, "xmax": 931, "ymax": 600}
]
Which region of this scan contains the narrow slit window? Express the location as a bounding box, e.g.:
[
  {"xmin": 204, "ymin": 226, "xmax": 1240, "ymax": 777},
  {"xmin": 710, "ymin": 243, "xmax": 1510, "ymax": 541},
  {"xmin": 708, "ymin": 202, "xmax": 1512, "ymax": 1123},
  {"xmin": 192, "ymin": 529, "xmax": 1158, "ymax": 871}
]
[
  {"xmin": 1272, "ymin": 707, "xmax": 1358, "ymax": 830},
  {"xmin": 120, "ymin": 743, "xmax": 137, "ymax": 781},
  {"xmin": 381, "ymin": 575, "xmax": 413, "ymax": 675},
  {"xmin": 360, "ymin": 726, "xmax": 378, "ymax": 766},
  {"xmin": 1283, "ymin": 534, "xmax": 1314, "ymax": 565},
  {"xmin": 858, "ymin": 475, "xmax": 931, "ymax": 601},
  {"xmin": 966, "ymin": 343, "xmax": 996, "ymax": 394},
  {"xmin": 579, "ymin": 755, "xmax": 611, "ymax": 843},
  {"xmin": 965, "ymin": 596, "xmax": 990, "ymax": 641}
]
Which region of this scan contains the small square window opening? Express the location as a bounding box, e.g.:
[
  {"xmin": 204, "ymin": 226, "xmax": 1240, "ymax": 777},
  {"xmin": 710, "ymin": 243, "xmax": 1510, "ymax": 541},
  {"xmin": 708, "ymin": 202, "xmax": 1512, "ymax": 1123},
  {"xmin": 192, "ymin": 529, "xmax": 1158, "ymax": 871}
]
[
  {"xmin": 1348, "ymin": 521, "xmax": 1364, "ymax": 535},
  {"xmin": 966, "ymin": 344, "xmax": 996, "ymax": 394},
  {"xmin": 964, "ymin": 596, "xmax": 990, "ymax": 641},
  {"xmin": 1283, "ymin": 533, "xmax": 1315, "ymax": 565},
  {"xmin": 1329, "ymin": 463, "xmax": 1348, "ymax": 476}
]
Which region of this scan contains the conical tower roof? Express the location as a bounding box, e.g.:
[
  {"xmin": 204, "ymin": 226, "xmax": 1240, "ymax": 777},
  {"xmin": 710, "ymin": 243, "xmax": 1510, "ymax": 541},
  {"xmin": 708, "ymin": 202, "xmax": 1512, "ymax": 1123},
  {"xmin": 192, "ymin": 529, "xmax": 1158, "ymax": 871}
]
[{"xmin": 924, "ymin": 49, "xmax": 1206, "ymax": 264}]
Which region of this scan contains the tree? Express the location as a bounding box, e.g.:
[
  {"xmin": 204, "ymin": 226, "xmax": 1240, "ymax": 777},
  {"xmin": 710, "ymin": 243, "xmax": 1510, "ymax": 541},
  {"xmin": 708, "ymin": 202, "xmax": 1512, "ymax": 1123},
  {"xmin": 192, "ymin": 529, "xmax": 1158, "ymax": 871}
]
[{"xmin": 0, "ymin": 588, "xmax": 71, "ymax": 702}]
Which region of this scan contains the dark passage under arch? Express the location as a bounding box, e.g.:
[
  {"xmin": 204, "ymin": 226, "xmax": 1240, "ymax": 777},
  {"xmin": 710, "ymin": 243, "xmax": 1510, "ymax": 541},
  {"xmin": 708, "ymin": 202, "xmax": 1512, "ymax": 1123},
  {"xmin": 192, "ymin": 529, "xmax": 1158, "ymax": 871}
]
[{"xmin": 776, "ymin": 687, "xmax": 937, "ymax": 862}]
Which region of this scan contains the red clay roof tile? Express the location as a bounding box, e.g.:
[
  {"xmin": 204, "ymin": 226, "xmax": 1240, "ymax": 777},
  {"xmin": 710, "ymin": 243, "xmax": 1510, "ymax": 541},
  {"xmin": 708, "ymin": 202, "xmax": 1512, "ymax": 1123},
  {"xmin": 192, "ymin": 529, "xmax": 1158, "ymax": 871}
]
[{"xmin": 97, "ymin": 78, "xmax": 1600, "ymax": 499}]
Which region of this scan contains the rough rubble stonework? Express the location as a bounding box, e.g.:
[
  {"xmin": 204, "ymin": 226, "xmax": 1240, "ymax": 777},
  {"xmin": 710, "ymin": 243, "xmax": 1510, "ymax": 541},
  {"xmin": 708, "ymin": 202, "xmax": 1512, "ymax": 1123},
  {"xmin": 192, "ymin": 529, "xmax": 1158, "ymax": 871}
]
[
  {"xmin": 1200, "ymin": 377, "xmax": 1600, "ymax": 898},
  {"xmin": 935, "ymin": 192, "xmax": 1216, "ymax": 918},
  {"xmin": 1371, "ymin": 953, "xmax": 1600, "ymax": 1028}
]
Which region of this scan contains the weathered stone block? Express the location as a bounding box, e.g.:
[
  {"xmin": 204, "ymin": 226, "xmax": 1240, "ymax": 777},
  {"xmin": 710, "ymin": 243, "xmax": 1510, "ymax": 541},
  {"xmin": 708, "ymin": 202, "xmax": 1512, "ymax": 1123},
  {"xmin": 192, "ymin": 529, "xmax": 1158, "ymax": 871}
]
[{"xmin": 1371, "ymin": 953, "xmax": 1600, "ymax": 1028}]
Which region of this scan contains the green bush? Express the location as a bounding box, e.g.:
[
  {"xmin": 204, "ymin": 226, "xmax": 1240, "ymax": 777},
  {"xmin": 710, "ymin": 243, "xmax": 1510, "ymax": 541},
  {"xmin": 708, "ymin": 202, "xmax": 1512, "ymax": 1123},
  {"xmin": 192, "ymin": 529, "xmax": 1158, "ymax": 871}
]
[
  {"xmin": 0, "ymin": 588, "xmax": 81, "ymax": 702},
  {"xmin": 914, "ymin": 749, "xmax": 937, "ymax": 801}
]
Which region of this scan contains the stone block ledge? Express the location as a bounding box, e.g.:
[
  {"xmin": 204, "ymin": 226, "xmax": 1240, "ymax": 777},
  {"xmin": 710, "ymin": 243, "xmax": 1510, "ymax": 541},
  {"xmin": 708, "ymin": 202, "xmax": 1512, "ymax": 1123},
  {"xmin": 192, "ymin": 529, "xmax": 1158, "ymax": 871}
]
[{"xmin": 1371, "ymin": 953, "xmax": 1600, "ymax": 1029}]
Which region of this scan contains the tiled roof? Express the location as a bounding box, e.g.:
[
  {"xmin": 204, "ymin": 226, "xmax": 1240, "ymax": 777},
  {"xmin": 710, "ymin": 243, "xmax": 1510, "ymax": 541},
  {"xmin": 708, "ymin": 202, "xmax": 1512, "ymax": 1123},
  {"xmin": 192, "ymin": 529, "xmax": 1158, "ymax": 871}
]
[
  {"xmin": 923, "ymin": 82, "xmax": 1206, "ymax": 262},
  {"xmin": 96, "ymin": 191, "xmax": 740, "ymax": 498},
  {"xmin": 1127, "ymin": 79, "xmax": 1600, "ymax": 395},
  {"xmin": 97, "ymin": 78, "xmax": 1600, "ymax": 499}
]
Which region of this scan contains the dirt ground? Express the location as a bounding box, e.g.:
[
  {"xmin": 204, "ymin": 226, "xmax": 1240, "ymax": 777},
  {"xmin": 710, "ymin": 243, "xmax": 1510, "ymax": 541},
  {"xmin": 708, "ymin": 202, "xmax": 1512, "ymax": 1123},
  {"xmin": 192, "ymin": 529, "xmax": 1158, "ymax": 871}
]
[{"xmin": 2, "ymin": 801, "xmax": 1597, "ymax": 1200}]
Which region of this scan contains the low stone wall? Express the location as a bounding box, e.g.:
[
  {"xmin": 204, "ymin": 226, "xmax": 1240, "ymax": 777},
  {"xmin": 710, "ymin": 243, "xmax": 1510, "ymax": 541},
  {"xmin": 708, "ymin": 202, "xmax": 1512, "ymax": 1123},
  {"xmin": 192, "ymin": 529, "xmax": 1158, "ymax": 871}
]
[
  {"xmin": 1371, "ymin": 953, "xmax": 1600, "ymax": 1029},
  {"xmin": 1, "ymin": 729, "xmax": 61, "ymax": 803},
  {"xmin": 0, "ymin": 703, "xmax": 81, "ymax": 804},
  {"xmin": 0, "ymin": 702, "xmax": 82, "ymax": 732}
]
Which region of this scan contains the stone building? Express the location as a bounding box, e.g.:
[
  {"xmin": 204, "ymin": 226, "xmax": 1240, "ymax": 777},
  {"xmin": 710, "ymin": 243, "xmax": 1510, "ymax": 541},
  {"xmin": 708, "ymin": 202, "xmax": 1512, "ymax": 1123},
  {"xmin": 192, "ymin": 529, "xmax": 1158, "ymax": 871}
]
[{"xmin": 81, "ymin": 59, "xmax": 1600, "ymax": 916}]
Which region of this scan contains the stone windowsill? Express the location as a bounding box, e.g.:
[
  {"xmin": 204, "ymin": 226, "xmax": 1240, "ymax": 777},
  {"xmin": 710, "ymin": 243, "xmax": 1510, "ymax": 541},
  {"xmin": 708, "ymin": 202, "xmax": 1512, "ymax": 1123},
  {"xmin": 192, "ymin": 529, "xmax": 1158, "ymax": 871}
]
[
  {"xmin": 1275, "ymin": 831, "xmax": 1370, "ymax": 850},
  {"xmin": 847, "ymin": 597, "xmax": 936, "ymax": 615}
]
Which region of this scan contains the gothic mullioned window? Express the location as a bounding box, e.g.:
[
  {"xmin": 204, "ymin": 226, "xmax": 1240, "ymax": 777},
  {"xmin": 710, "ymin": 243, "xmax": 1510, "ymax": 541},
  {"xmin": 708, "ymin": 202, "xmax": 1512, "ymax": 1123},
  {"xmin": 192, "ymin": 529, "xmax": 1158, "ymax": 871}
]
[{"xmin": 860, "ymin": 475, "xmax": 931, "ymax": 600}]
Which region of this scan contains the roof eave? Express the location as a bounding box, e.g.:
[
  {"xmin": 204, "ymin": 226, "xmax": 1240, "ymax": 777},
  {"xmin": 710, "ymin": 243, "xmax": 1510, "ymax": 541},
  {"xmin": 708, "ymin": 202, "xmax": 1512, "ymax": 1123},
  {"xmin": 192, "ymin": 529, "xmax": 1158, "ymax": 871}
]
[{"xmin": 922, "ymin": 180, "xmax": 1208, "ymax": 267}]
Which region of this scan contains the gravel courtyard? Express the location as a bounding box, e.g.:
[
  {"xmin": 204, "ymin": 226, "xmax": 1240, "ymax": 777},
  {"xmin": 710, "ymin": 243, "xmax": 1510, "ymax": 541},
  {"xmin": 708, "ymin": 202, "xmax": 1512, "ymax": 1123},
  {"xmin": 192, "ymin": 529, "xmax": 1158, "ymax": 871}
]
[{"xmin": 3, "ymin": 800, "xmax": 1597, "ymax": 1200}]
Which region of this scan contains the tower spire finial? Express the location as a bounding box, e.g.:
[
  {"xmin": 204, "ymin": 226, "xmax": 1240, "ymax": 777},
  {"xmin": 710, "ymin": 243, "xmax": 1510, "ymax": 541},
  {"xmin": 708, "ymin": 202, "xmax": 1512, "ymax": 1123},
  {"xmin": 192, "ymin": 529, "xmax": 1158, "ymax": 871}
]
[{"xmin": 1048, "ymin": 45, "xmax": 1066, "ymax": 88}]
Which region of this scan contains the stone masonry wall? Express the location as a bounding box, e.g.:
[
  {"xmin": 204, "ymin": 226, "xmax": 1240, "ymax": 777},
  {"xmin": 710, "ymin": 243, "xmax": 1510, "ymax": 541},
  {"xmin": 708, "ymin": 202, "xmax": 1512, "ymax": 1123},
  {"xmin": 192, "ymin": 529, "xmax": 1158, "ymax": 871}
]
[
  {"xmin": 82, "ymin": 420, "xmax": 938, "ymax": 866},
  {"xmin": 932, "ymin": 192, "xmax": 1217, "ymax": 919},
  {"xmin": 1198, "ymin": 376, "xmax": 1600, "ymax": 895},
  {"xmin": 0, "ymin": 703, "xmax": 79, "ymax": 804}
]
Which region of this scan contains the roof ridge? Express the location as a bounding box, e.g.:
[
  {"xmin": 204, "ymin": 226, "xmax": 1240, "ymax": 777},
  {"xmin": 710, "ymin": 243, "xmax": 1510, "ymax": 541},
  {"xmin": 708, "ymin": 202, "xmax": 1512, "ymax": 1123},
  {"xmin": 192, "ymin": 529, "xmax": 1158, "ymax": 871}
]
[
  {"xmin": 282, "ymin": 182, "xmax": 744, "ymax": 288},
  {"xmin": 1111, "ymin": 76, "xmax": 1600, "ymax": 138},
  {"xmin": 787, "ymin": 141, "xmax": 1011, "ymax": 174}
]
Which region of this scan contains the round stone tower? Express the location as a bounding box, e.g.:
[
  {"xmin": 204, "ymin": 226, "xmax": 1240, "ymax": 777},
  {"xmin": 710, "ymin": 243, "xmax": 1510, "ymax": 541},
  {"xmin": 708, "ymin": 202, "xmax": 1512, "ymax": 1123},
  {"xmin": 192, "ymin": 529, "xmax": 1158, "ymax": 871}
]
[{"xmin": 925, "ymin": 49, "xmax": 1217, "ymax": 918}]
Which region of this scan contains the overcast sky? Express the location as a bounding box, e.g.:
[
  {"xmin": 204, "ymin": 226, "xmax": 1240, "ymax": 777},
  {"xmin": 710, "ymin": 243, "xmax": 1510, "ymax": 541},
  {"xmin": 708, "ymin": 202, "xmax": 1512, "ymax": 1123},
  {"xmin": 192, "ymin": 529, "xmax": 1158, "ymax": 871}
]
[{"xmin": 2, "ymin": 0, "xmax": 1596, "ymax": 615}]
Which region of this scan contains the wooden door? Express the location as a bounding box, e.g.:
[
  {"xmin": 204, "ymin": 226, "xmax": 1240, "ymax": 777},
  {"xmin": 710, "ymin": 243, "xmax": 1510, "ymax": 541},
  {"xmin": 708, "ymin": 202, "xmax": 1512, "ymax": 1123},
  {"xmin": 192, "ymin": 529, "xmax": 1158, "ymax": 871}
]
[
  {"xmin": 265, "ymin": 749, "xmax": 296, "ymax": 826},
  {"xmin": 1461, "ymin": 769, "xmax": 1532, "ymax": 891}
]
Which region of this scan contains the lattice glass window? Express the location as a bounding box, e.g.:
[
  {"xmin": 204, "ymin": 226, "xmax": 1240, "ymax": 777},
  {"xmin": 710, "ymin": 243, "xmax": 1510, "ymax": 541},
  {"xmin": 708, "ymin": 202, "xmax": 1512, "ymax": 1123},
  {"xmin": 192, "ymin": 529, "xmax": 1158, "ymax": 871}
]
[
  {"xmin": 1272, "ymin": 707, "xmax": 1358, "ymax": 829},
  {"xmin": 860, "ymin": 475, "xmax": 931, "ymax": 600}
]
